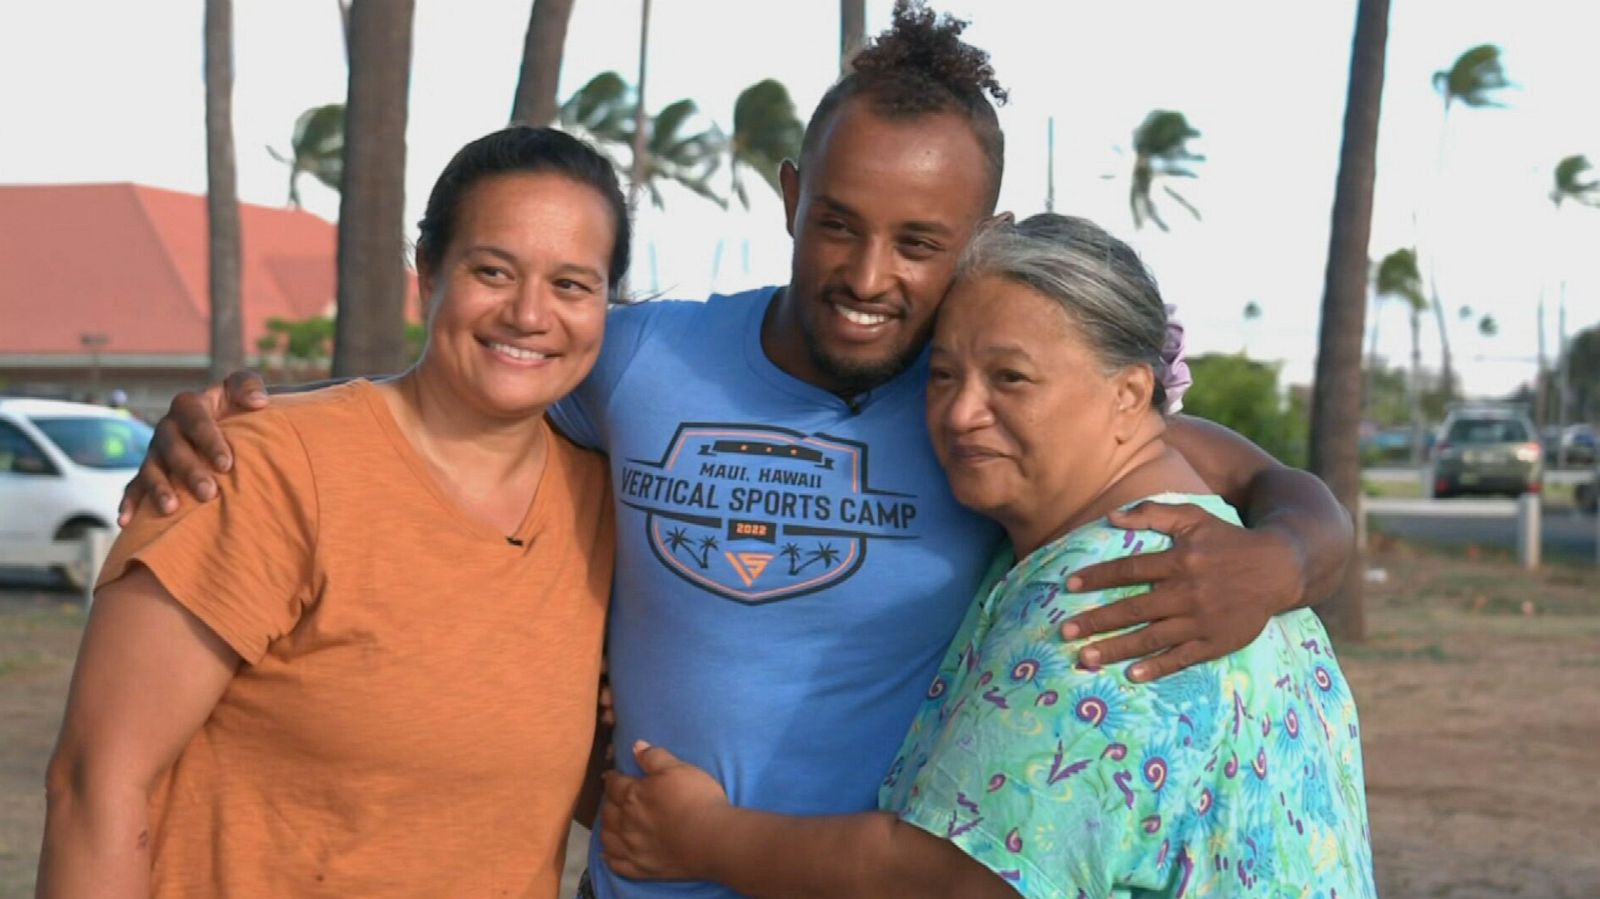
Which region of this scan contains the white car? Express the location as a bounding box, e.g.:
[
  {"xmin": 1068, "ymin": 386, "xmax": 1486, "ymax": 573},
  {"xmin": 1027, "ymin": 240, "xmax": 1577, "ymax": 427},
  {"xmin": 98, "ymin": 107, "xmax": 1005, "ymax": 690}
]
[{"xmin": 0, "ymin": 397, "xmax": 153, "ymax": 589}]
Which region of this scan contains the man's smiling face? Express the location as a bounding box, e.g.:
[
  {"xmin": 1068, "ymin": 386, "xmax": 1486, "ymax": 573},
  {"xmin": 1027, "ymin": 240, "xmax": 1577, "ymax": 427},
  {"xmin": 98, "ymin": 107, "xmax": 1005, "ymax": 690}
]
[{"xmin": 774, "ymin": 97, "xmax": 996, "ymax": 396}]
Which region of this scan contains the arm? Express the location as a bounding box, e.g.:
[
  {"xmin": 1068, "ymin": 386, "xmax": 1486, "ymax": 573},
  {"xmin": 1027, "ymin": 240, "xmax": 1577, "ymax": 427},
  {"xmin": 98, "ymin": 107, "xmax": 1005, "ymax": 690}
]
[
  {"xmin": 119, "ymin": 370, "xmax": 367, "ymax": 523},
  {"xmin": 38, "ymin": 567, "xmax": 240, "ymax": 898},
  {"xmin": 1062, "ymin": 415, "xmax": 1353, "ymax": 681},
  {"xmin": 1168, "ymin": 414, "xmax": 1352, "ymax": 606},
  {"xmin": 571, "ymin": 658, "xmax": 615, "ymax": 830},
  {"xmin": 599, "ymin": 744, "xmax": 1017, "ymax": 899}
]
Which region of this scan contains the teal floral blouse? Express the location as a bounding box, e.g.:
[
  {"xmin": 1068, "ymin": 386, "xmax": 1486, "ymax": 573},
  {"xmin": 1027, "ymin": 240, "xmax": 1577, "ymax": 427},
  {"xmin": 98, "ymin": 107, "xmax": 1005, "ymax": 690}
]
[{"xmin": 880, "ymin": 495, "xmax": 1375, "ymax": 899}]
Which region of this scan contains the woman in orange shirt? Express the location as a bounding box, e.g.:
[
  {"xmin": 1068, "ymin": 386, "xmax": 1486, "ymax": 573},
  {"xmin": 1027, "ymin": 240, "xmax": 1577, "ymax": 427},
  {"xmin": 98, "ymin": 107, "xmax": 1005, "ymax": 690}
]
[{"xmin": 38, "ymin": 126, "xmax": 622, "ymax": 898}]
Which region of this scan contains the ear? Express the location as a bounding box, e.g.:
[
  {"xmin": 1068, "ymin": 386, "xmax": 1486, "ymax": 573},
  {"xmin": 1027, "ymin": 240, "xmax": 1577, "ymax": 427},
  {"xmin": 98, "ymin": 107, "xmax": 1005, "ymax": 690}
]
[
  {"xmin": 779, "ymin": 159, "xmax": 801, "ymax": 238},
  {"xmin": 1111, "ymin": 364, "xmax": 1157, "ymax": 439}
]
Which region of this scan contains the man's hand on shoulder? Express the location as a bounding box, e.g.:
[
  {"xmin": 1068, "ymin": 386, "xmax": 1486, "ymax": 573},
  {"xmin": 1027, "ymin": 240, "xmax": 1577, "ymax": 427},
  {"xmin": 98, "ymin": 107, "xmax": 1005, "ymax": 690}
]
[
  {"xmin": 119, "ymin": 370, "xmax": 270, "ymax": 524},
  {"xmin": 1060, "ymin": 501, "xmax": 1304, "ymax": 682}
]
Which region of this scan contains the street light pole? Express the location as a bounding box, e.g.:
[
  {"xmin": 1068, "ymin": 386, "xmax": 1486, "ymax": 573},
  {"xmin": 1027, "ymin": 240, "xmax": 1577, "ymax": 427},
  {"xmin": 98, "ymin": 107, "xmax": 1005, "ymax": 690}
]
[{"xmin": 80, "ymin": 332, "xmax": 109, "ymax": 401}]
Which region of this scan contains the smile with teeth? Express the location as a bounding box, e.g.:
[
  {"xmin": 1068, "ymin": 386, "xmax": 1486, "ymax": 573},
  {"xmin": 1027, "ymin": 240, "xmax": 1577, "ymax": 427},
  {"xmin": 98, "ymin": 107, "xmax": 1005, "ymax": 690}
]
[
  {"xmin": 485, "ymin": 340, "xmax": 549, "ymax": 362},
  {"xmin": 833, "ymin": 303, "xmax": 893, "ymax": 327}
]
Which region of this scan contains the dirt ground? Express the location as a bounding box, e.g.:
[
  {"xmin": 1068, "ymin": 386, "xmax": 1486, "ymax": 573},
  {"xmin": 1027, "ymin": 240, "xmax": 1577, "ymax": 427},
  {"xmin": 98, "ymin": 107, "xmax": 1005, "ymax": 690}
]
[{"xmin": 3, "ymin": 539, "xmax": 1598, "ymax": 898}]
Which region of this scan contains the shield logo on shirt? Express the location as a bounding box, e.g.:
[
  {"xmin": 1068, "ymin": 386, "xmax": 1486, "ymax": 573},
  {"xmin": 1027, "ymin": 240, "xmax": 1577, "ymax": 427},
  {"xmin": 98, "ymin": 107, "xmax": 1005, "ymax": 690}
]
[{"xmin": 617, "ymin": 423, "xmax": 920, "ymax": 604}]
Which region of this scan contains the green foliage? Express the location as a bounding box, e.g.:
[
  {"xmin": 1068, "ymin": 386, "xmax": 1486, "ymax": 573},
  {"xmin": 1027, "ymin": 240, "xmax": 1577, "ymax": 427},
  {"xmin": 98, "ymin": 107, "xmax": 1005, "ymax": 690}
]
[
  {"xmin": 256, "ymin": 316, "xmax": 334, "ymax": 362},
  {"xmin": 1365, "ymin": 362, "xmax": 1411, "ymax": 427},
  {"xmin": 1182, "ymin": 353, "xmax": 1306, "ymax": 466},
  {"xmin": 1433, "ymin": 44, "xmax": 1512, "ymax": 110},
  {"xmin": 1129, "ymin": 109, "xmax": 1203, "ymax": 231},
  {"xmin": 557, "ymin": 71, "xmax": 725, "ymax": 210},
  {"xmin": 729, "ymin": 79, "xmax": 803, "ymax": 209},
  {"xmin": 1374, "ymin": 248, "xmax": 1425, "ymax": 311},
  {"xmin": 257, "ymin": 316, "xmax": 426, "ymax": 367},
  {"xmin": 268, "ymin": 104, "xmax": 345, "ymax": 207},
  {"xmin": 1570, "ymin": 325, "xmax": 1600, "ymax": 420},
  {"xmin": 558, "ymin": 71, "xmax": 633, "ymax": 150},
  {"xmin": 1552, "ymin": 154, "xmax": 1600, "ymax": 208},
  {"xmin": 638, "ymin": 98, "xmax": 725, "ymax": 210}
]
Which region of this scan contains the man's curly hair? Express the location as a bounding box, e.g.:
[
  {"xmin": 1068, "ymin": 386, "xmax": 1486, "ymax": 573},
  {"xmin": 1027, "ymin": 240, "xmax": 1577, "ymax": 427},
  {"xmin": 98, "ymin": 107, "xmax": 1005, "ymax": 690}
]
[{"xmin": 800, "ymin": 1, "xmax": 1008, "ymax": 207}]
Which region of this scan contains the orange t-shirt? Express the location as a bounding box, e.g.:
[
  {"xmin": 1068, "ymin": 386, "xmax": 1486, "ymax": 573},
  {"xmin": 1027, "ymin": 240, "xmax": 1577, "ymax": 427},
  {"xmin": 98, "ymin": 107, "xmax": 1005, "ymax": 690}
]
[{"xmin": 100, "ymin": 380, "xmax": 614, "ymax": 898}]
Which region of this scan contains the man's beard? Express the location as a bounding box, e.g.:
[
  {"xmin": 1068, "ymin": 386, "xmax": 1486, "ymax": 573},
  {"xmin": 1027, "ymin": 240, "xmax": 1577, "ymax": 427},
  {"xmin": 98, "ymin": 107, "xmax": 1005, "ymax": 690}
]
[{"xmin": 801, "ymin": 314, "xmax": 930, "ymax": 398}]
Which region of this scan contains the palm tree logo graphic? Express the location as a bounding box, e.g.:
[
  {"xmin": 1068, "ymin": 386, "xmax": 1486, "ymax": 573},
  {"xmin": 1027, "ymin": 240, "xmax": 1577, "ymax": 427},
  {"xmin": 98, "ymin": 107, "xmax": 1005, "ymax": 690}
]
[{"xmin": 661, "ymin": 527, "xmax": 720, "ymax": 570}]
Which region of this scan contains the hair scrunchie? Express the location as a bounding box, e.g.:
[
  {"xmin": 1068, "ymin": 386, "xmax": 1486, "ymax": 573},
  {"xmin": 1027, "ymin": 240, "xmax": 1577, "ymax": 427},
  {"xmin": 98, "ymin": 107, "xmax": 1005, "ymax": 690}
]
[{"xmin": 1161, "ymin": 305, "xmax": 1192, "ymax": 415}]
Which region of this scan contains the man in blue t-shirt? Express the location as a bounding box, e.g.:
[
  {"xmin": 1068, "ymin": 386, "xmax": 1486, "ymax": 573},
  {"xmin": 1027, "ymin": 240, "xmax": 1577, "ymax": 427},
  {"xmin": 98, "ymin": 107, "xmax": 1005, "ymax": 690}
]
[{"xmin": 127, "ymin": 9, "xmax": 1353, "ymax": 899}]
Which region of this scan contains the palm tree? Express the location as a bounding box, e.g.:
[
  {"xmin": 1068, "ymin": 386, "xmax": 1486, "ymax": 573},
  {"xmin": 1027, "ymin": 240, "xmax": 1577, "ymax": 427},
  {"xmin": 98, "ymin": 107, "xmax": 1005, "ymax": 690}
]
[
  {"xmin": 727, "ymin": 79, "xmax": 803, "ymax": 209},
  {"xmin": 1374, "ymin": 249, "xmax": 1427, "ymax": 466},
  {"xmin": 840, "ymin": 0, "xmax": 867, "ymax": 75},
  {"xmin": 268, "ymin": 103, "xmax": 344, "ymax": 208},
  {"xmin": 633, "ymin": 99, "xmax": 725, "ymax": 210},
  {"xmin": 1432, "ymin": 44, "xmax": 1513, "ymax": 111},
  {"xmin": 510, "ymin": 0, "xmax": 577, "ymax": 126},
  {"xmin": 557, "ymin": 71, "xmax": 634, "ymax": 165},
  {"xmin": 780, "ymin": 542, "xmax": 804, "ymax": 575},
  {"xmin": 1549, "ymin": 154, "xmax": 1600, "ymax": 448},
  {"xmin": 1423, "ymin": 44, "xmax": 1513, "ymax": 401},
  {"xmin": 203, "ymin": 0, "xmax": 243, "ymax": 383},
  {"xmin": 1308, "ymin": 0, "xmax": 1390, "ymax": 642},
  {"xmin": 627, "ymin": 0, "xmax": 652, "ymax": 211},
  {"xmin": 556, "ymin": 71, "xmax": 726, "ymax": 210},
  {"xmin": 664, "ymin": 526, "xmax": 693, "ymax": 559},
  {"xmin": 332, "ymin": 0, "xmax": 416, "ymax": 377},
  {"xmin": 1551, "ymin": 154, "xmax": 1600, "ymax": 209},
  {"xmin": 1128, "ymin": 110, "xmax": 1204, "ymax": 231}
]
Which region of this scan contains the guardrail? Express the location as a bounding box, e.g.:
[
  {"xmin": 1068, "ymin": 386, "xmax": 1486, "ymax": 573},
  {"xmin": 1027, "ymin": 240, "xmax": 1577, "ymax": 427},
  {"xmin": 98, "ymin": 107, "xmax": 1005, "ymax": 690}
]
[
  {"xmin": 0, "ymin": 530, "xmax": 111, "ymax": 605},
  {"xmin": 1361, "ymin": 493, "xmax": 1599, "ymax": 569}
]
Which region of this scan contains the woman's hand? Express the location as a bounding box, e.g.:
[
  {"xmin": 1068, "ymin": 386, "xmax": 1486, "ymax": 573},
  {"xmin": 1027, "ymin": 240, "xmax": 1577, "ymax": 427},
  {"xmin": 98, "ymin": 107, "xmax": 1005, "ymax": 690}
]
[{"xmin": 599, "ymin": 742, "xmax": 730, "ymax": 881}]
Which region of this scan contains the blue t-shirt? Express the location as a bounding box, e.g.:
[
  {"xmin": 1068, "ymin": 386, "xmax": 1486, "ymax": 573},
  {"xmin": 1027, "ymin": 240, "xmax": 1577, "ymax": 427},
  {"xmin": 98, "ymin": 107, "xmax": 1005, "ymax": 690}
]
[{"xmin": 550, "ymin": 288, "xmax": 1002, "ymax": 899}]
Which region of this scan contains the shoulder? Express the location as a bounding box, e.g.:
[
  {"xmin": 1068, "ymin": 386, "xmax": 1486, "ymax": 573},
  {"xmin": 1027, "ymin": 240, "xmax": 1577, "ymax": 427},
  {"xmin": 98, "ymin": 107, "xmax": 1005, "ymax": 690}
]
[
  {"xmin": 549, "ymin": 425, "xmax": 610, "ymax": 490},
  {"xmin": 605, "ymin": 287, "xmax": 773, "ymax": 336}
]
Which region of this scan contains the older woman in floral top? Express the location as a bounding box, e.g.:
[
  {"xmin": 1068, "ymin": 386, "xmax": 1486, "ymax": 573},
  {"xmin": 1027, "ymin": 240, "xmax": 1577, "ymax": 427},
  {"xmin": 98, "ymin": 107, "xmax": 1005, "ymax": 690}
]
[{"xmin": 598, "ymin": 214, "xmax": 1375, "ymax": 899}]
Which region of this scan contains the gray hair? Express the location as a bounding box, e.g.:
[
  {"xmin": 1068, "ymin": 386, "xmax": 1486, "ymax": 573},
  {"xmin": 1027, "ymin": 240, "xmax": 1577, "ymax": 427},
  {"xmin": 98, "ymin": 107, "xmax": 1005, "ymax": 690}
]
[{"xmin": 955, "ymin": 213, "xmax": 1169, "ymax": 410}]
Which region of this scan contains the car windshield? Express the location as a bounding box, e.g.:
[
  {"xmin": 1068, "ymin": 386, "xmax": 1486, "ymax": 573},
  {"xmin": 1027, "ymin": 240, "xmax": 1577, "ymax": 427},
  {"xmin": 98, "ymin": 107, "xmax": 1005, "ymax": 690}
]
[
  {"xmin": 29, "ymin": 416, "xmax": 155, "ymax": 469},
  {"xmin": 1446, "ymin": 418, "xmax": 1530, "ymax": 445}
]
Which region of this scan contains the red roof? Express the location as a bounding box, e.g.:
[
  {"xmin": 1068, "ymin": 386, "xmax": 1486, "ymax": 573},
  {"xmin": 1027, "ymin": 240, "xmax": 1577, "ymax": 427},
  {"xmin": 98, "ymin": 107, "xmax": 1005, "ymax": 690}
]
[{"xmin": 0, "ymin": 182, "xmax": 414, "ymax": 358}]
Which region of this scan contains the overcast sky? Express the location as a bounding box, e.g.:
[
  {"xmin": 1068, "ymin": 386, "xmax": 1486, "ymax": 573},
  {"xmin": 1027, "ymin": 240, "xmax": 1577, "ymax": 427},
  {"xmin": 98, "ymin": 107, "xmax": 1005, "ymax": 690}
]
[{"xmin": 3, "ymin": 0, "xmax": 1597, "ymax": 397}]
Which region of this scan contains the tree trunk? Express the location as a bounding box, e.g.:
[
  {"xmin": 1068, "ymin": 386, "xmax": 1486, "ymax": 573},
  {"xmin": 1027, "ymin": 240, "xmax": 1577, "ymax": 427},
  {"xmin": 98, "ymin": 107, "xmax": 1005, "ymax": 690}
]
[
  {"xmin": 335, "ymin": 0, "xmax": 352, "ymax": 61},
  {"xmin": 1429, "ymin": 289, "xmax": 1454, "ymax": 398},
  {"xmin": 332, "ymin": 0, "xmax": 415, "ymax": 378},
  {"xmin": 1307, "ymin": 0, "xmax": 1390, "ymax": 643},
  {"xmin": 1409, "ymin": 310, "xmax": 1424, "ymax": 467},
  {"xmin": 627, "ymin": 0, "xmax": 652, "ymax": 211},
  {"xmin": 840, "ymin": 0, "xmax": 866, "ymax": 75},
  {"xmin": 510, "ymin": 0, "xmax": 576, "ymax": 126},
  {"xmin": 204, "ymin": 0, "xmax": 244, "ymax": 383}
]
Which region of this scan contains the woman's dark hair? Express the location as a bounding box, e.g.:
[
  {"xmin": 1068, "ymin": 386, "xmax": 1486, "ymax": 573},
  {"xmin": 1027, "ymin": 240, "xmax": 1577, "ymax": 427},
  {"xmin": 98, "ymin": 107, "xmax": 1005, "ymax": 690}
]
[
  {"xmin": 415, "ymin": 126, "xmax": 630, "ymax": 296},
  {"xmin": 801, "ymin": 1, "xmax": 1008, "ymax": 208}
]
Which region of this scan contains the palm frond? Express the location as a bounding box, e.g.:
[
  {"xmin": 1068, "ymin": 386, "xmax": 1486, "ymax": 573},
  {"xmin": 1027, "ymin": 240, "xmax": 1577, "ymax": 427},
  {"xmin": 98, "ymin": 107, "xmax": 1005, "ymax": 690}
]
[
  {"xmin": 1552, "ymin": 154, "xmax": 1600, "ymax": 207},
  {"xmin": 1375, "ymin": 248, "xmax": 1426, "ymax": 311},
  {"xmin": 729, "ymin": 79, "xmax": 802, "ymax": 207},
  {"xmin": 1434, "ymin": 44, "xmax": 1512, "ymax": 109}
]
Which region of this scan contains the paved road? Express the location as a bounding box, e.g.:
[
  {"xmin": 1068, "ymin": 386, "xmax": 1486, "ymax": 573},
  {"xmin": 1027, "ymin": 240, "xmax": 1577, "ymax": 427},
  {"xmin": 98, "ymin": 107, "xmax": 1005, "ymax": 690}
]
[
  {"xmin": 1365, "ymin": 466, "xmax": 1592, "ymax": 487},
  {"xmin": 1367, "ymin": 498, "xmax": 1599, "ymax": 563}
]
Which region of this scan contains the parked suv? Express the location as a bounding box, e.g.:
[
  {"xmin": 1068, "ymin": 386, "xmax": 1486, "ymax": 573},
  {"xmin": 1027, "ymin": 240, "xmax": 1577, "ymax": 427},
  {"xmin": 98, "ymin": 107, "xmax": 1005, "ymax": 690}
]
[
  {"xmin": 1429, "ymin": 406, "xmax": 1542, "ymax": 498},
  {"xmin": 0, "ymin": 398, "xmax": 152, "ymax": 588}
]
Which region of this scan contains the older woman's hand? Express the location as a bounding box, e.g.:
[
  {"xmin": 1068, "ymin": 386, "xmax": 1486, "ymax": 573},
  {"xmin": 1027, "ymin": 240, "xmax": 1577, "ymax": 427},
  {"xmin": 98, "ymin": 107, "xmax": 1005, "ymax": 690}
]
[
  {"xmin": 1058, "ymin": 501, "xmax": 1302, "ymax": 682},
  {"xmin": 600, "ymin": 742, "xmax": 730, "ymax": 881}
]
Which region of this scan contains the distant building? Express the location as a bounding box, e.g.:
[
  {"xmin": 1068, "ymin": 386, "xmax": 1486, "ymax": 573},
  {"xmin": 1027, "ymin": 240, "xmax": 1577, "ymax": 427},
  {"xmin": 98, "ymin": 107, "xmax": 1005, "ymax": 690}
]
[{"xmin": 0, "ymin": 182, "xmax": 415, "ymax": 418}]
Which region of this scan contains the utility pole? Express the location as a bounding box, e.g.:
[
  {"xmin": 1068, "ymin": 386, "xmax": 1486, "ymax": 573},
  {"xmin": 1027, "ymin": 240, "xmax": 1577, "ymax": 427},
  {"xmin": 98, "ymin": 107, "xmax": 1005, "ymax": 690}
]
[{"xmin": 1044, "ymin": 117, "xmax": 1055, "ymax": 213}]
